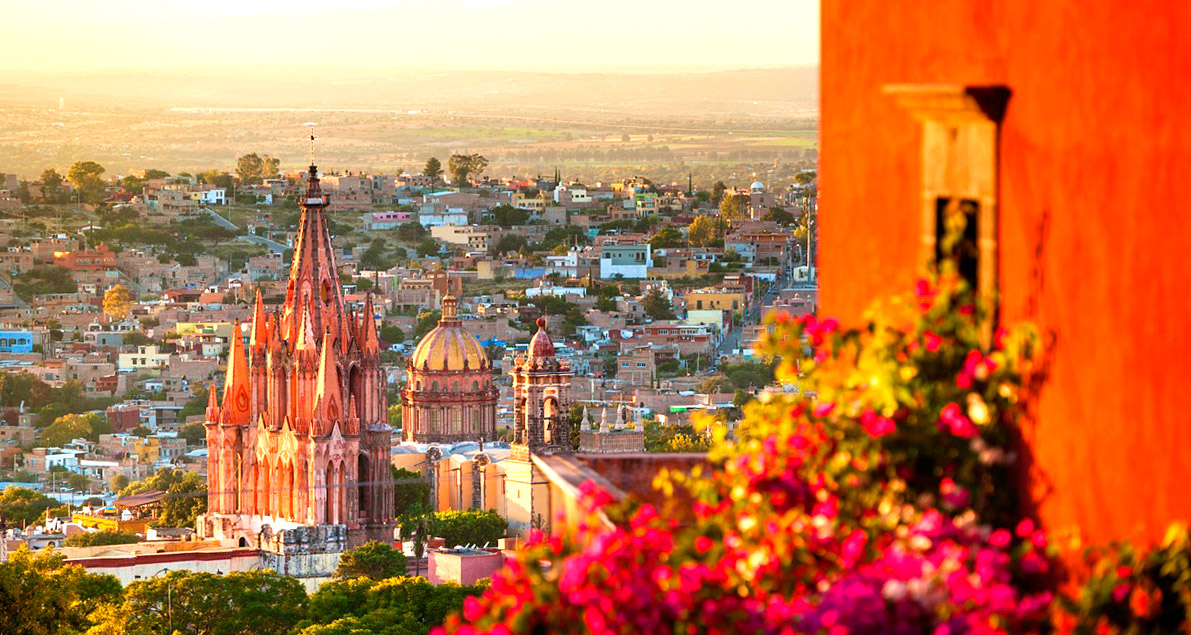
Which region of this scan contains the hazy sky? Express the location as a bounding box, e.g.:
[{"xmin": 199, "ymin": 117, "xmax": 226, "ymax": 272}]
[{"xmin": 2, "ymin": 0, "xmax": 818, "ymax": 73}]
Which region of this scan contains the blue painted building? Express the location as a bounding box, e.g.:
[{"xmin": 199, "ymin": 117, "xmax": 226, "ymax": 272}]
[{"xmin": 0, "ymin": 330, "xmax": 33, "ymax": 354}]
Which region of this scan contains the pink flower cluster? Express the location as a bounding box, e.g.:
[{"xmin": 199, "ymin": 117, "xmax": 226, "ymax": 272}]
[{"xmin": 439, "ymin": 271, "xmax": 1056, "ymax": 635}]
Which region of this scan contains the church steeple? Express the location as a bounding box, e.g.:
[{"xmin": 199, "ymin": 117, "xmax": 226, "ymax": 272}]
[
  {"xmin": 281, "ymin": 155, "xmax": 349, "ymax": 351},
  {"xmin": 221, "ymin": 320, "xmax": 251, "ymax": 425}
]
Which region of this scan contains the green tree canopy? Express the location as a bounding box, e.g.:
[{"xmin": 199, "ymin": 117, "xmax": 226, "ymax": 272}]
[
  {"xmin": 304, "ymin": 576, "xmax": 485, "ymax": 635},
  {"xmin": 422, "ymin": 157, "xmax": 443, "ymax": 180},
  {"xmin": 106, "ymin": 569, "xmax": 307, "ymax": 635},
  {"xmin": 719, "ymin": 192, "xmax": 749, "ymax": 223},
  {"xmin": 488, "ymin": 234, "xmax": 528, "ymax": 256},
  {"xmin": 429, "ymin": 509, "xmax": 506, "ymax": 548},
  {"xmin": 648, "ymin": 226, "xmax": 685, "ymax": 249},
  {"xmin": 762, "ymin": 206, "xmax": 796, "ymax": 225},
  {"xmin": 687, "ymin": 215, "xmax": 717, "ymax": 248},
  {"xmin": 68, "ymin": 160, "xmax": 107, "ymax": 204},
  {"xmin": 334, "ymin": 540, "xmax": 407, "ymax": 581},
  {"xmin": 64, "ymin": 529, "xmax": 140, "ymax": 547},
  {"xmin": 446, "ymin": 154, "xmax": 488, "ymax": 187},
  {"xmin": 413, "ymin": 311, "xmax": 441, "ymax": 340},
  {"xmin": 0, "ymin": 487, "xmax": 57, "ymax": 525},
  {"xmin": 41, "ymin": 412, "xmax": 107, "ymax": 447},
  {"xmin": 13, "ymin": 266, "xmax": 78, "ymax": 301},
  {"xmin": 119, "ymin": 468, "xmax": 207, "ymax": 527},
  {"xmin": 0, "ymin": 547, "xmax": 122, "ymax": 635},
  {"xmin": 641, "ymin": 289, "xmax": 677, "ymax": 321},
  {"xmin": 236, "ymin": 153, "xmax": 265, "ymax": 183},
  {"xmin": 488, "ymin": 204, "xmax": 530, "ymax": 227},
  {"xmin": 392, "ymin": 467, "xmax": 431, "ymax": 517}
]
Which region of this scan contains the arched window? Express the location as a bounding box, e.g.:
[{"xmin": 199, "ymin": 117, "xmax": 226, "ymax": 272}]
[
  {"xmin": 472, "ymin": 380, "xmax": 479, "ymax": 391},
  {"xmin": 416, "ymin": 380, "xmax": 422, "ymax": 390},
  {"xmin": 431, "ymin": 380, "xmax": 439, "ymax": 392},
  {"xmin": 357, "ymin": 454, "xmax": 371, "ymax": 520}
]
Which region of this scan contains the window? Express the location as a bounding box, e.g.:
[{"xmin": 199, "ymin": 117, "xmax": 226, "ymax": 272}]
[{"xmin": 884, "ymin": 84, "xmax": 1008, "ymax": 303}]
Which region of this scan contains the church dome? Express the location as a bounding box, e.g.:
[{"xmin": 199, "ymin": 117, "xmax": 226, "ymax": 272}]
[
  {"xmin": 750, "ymin": 180, "xmax": 765, "ymax": 191},
  {"xmin": 410, "ymin": 296, "xmax": 489, "ymax": 371}
]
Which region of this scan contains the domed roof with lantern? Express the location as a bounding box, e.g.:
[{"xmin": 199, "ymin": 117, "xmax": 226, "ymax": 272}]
[{"xmin": 409, "ymin": 295, "xmax": 489, "ymax": 372}]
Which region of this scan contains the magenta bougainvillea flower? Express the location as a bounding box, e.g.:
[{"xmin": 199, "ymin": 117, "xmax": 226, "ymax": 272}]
[{"xmin": 440, "ymin": 270, "xmax": 1185, "ymax": 634}]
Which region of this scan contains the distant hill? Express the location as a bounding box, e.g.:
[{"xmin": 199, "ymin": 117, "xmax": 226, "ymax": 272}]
[{"xmin": 0, "ymin": 67, "xmax": 817, "ymax": 117}]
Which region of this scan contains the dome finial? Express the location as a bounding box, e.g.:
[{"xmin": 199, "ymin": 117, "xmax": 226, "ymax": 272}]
[
  {"xmin": 535, "ymin": 316, "xmax": 546, "ymax": 330},
  {"xmin": 441, "ymin": 294, "xmax": 458, "ymax": 319}
]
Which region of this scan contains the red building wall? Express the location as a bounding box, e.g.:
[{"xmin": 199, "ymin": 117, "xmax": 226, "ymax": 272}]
[{"xmin": 820, "ymin": 1, "xmax": 1191, "ymax": 545}]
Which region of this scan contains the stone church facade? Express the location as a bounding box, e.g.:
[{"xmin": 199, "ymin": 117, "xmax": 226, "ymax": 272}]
[{"xmin": 196, "ymin": 163, "xmax": 395, "ymax": 555}]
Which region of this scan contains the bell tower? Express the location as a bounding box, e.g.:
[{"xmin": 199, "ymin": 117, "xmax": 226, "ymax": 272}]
[
  {"xmin": 509, "ymin": 318, "xmax": 572, "ymax": 461},
  {"xmin": 504, "ymin": 318, "xmax": 572, "ymax": 536}
]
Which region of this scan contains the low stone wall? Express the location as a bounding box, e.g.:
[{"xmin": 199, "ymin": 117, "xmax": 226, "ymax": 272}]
[{"xmin": 578, "ymin": 430, "xmax": 645, "ymax": 453}]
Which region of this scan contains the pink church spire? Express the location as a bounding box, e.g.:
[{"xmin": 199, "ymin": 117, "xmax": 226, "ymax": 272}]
[
  {"xmin": 280, "ymin": 159, "xmax": 349, "ymax": 350},
  {"xmin": 221, "ymin": 320, "xmax": 251, "ymax": 426}
]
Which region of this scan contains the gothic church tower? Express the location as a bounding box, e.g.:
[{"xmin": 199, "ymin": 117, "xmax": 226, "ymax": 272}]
[{"xmin": 197, "ymin": 162, "xmax": 395, "ymax": 550}]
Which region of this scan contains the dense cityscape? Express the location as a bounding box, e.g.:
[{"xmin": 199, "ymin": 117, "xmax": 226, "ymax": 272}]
[{"xmin": 5, "ymin": 1, "xmax": 1191, "ymax": 634}]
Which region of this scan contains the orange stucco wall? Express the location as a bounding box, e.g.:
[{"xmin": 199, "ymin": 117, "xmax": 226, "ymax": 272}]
[{"xmin": 820, "ymin": 1, "xmax": 1191, "ymax": 545}]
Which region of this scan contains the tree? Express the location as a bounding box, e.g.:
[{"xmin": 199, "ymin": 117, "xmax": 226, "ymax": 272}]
[
  {"xmin": 103, "ymin": 284, "xmax": 132, "ymax": 322},
  {"xmin": 648, "ymin": 226, "xmax": 685, "ymax": 249},
  {"xmin": 64, "ymin": 529, "xmax": 140, "ymax": 547},
  {"xmin": 762, "ymin": 206, "xmax": 796, "ymax": 225},
  {"xmin": 488, "ymin": 204, "xmax": 530, "ymax": 227},
  {"xmin": 0, "ymin": 372, "xmax": 53, "ymax": 409},
  {"xmin": 687, "ymin": 215, "xmax": 717, "ymax": 248},
  {"xmin": 379, "ymin": 325, "xmax": 404, "ymax": 345},
  {"xmin": 413, "ymin": 311, "xmax": 441, "ymax": 340},
  {"xmin": 143, "ymin": 168, "xmax": 171, "ymax": 180},
  {"xmin": 40, "ymin": 168, "xmax": 64, "ymax": 192},
  {"xmin": 12, "ymin": 265, "xmax": 78, "ymax": 301},
  {"xmin": 641, "ymin": 289, "xmax": 676, "ymax": 321},
  {"xmin": 68, "ymin": 161, "xmax": 107, "ymax": 204},
  {"xmin": 236, "ymin": 153, "xmax": 265, "ymax": 183},
  {"xmin": 0, "ymin": 487, "xmax": 57, "ymax": 525},
  {"xmin": 711, "ymin": 180, "xmax": 727, "ymax": 205},
  {"xmin": 719, "ymin": 193, "xmax": 749, "ymax": 223},
  {"xmin": 103, "ymin": 569, "xmax": 307, "ymax": 635},
  {"xmin": 180, "ymin": 420, "xmax": 206, "ymax": 445},
  {"xmin": 447, "ymin": 154, "xmax": 488, "ymax": 186},
  {"xmin": 794, "ymin": 170, "xmax": 816, "ymax": 186},
  {"xmin": 197, "ymin": 169, "xmax": 235, "ymax": 190},
  {"xmin": 107, "ymin": 473, "xmax": 130, "ymax": 493},
  {"xmin": 304, "ymin": 576, "xmax": 485, "ymax": 635},
  {"xmin": 396, "ymin": 221, "xmax": 428, "ymax": 243},
  {"xmin": 430, "ymin": 509, "xmax": 506, "ymax": 548},
  {"xmin": 119, "ymin": 174, "xmax": 144, "ymax": 195},
  {"xmin": 698, "ymin": 375, "xmax": 734, "ymax": 394},
  {"xmin": 261, "ymin": 154, "xmax": 281, "ymax": 180},
  {"xmin": 489, "ymin": 234, "xmax": 528, "ymax": 256},
  {"xmin": 0, "ymin": 547, "xmax": 122, "ymax": 635},
  {"xmin": 120, "ymin": 468, "xmax": 207, "ymax": 527},
  {"xmin": 41, "ymin": 412, "xmax": 98, "ymax": 447},
  {"xmin": 422, "ymin": 157, "xmax": 443, "ymax": 180},
  {"xmin": 392, "ymin": 467, "xmax": 431, "ymax": 517},
  {"xmin": 415, "ymin": 238, "xmax": 441, "ymax": 258},
  {"xmin": 334, "ymin": 540, "xmax": 407, "ymax": 580}
]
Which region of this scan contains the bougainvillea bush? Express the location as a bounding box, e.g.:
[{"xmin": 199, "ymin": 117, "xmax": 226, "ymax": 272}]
[{"xmin": 437, "ymin": 270, "xmax": 1068, "ymax": 634}]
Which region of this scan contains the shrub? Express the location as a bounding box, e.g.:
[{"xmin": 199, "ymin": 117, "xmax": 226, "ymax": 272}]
[
  {"xmin": 64, "ymin": 529, "xmax": 140, "ymax": 548},
  {"xmin": 334, "ymin": 540, "xmax": 407, "ymax": 581},
  {"xmin": 432, "ymin": 510, "xmax": 506, "ymax": 549}
]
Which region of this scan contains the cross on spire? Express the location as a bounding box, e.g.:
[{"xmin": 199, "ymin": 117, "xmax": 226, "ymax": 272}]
[{"xmin": 303, "ymin": 122, "xmax": 319, "ymax": 168}]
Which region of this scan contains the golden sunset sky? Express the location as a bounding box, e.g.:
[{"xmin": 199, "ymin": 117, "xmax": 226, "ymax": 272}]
[{"xmin": 2, "ymin": 0, "xmax": 818, "ymax": 73}]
